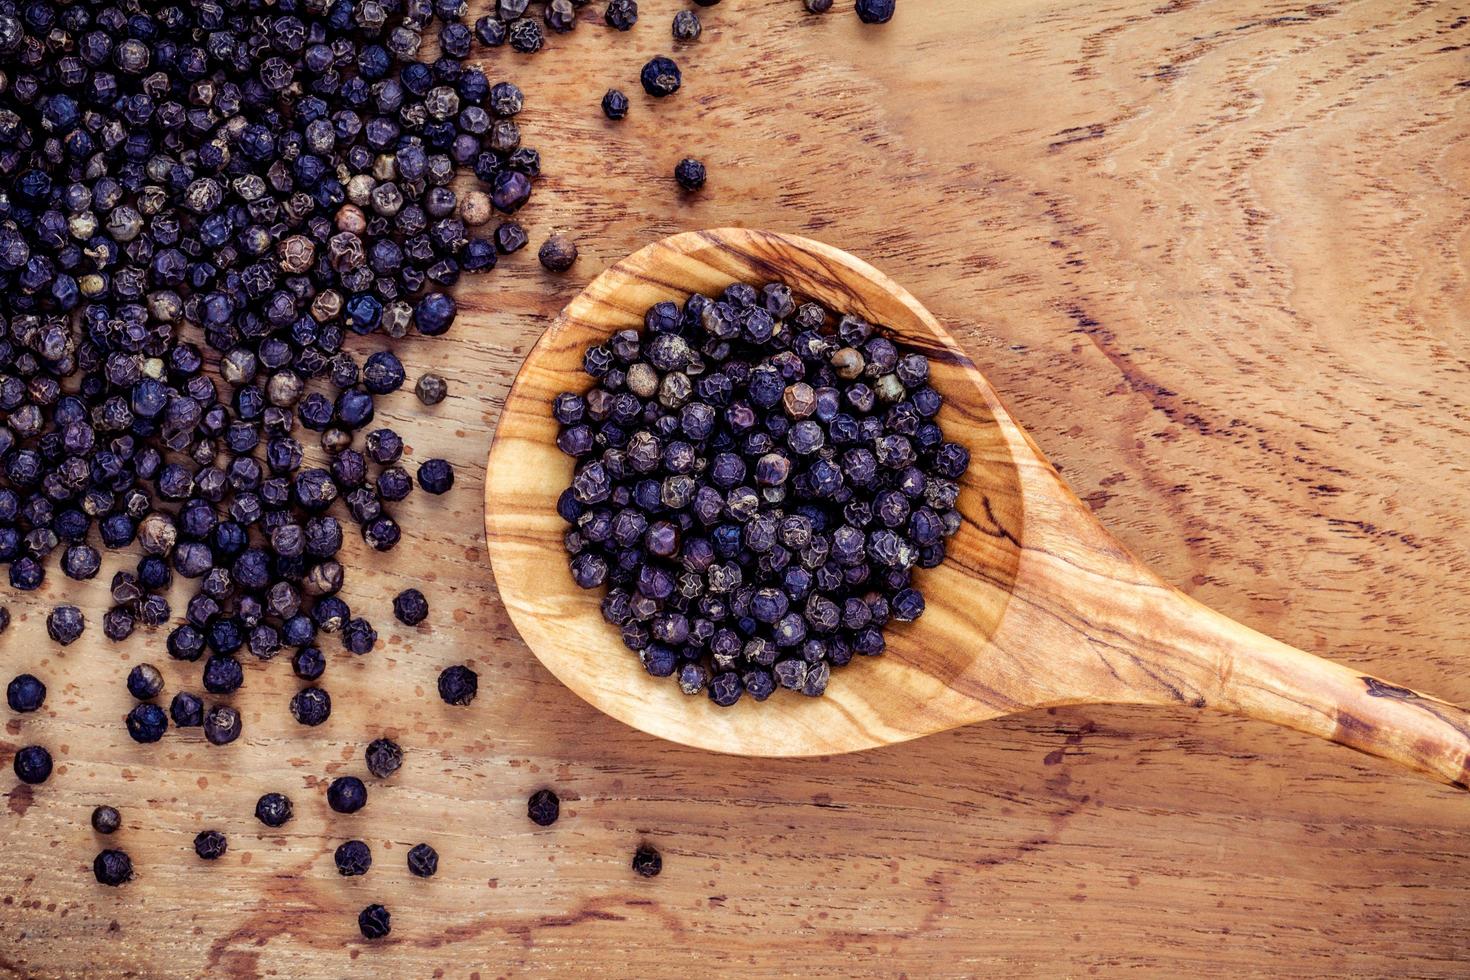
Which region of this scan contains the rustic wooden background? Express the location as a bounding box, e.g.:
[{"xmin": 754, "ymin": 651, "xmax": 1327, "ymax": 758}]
[{"xmin": 3, "ymin": 0, "xmax": 1469, "ymax": 975}]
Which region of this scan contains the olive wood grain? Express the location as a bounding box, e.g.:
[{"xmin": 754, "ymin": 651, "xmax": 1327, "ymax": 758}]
[{"xmin": 486, "ymin": 228, "xmax": 1470, "ymax": 786}]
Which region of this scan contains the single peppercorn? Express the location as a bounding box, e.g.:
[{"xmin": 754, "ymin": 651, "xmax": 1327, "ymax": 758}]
[
  {"xmin": 292, "ymin": 647, "xmax": 327, "ymax": 681},
  {"xmin": 365, "ymin": 737, "xmax": 403, "ymax": 778},
  {"xmin": 407, "ymin": 842, "xmax": 439, "ymax": 877},
  {"xmin": 418, "ymin": 459, "xmax": 456, "ymax": 494},
  {"xmin": 604, "ymin": 0, "xmax": 637, "ymax": 30},
  {"xmin": 804, "ymin": 0, "xmax": 832, "ymax": 11},
  {"xmin": 203, "ymin": 705, "xmax": 242, "ymax": 746},
  {"xmin": 527, "ymin": 788, "xmax": 560, "ymax": 826},
  {"xmin": 538, "ymin": 234, "xmax": 578, "ymax": 272},
  {"xmin": 194, "ymin": 830, "xmax": 228, "ymax": 860},
  {"xmin": 496, "ymin": 221, "xmax": 530, "ymax": 253},
  {"xmin": 13, "ymin": 745, "xmax": 52, "ymax": 784},
  {"xmin": 437, "ymin": 664, "xmax": 478, "ymax": 705},
  {"xmin": 415, "ymin": 374, "xmax": 449, "ymax": 405},
  {"xmin": 640, "ymin": 56, "xmax": 682, "ymax": 97},
  {"xmin": 335, "ymin": 839, "xmax": 373, "ymax": 876},
  {"xmin": 674, "ymin": 158, "xmax": 707, "ymax": 192},
  {"xmin": 393, "ymin": 589, "xmax": 429, "ymax": 626},
  {"xmin": 126, "ymin": 664, "xmax": 165, "ymax": 701},
  {"xmin": 7, "ymin": 673, "xmax": 45, "ymax": 713},
  {"xmin": 91, "ymin": 805, "xmax": 122, "ymax": 835},
  {"xmin": 358, "ymin": 904, "xmax": 391, "ymax": 940},
  {"xmin": 601, "ymin": 89, "xmax": 629, "ymax": 120},
  {"xmin": 94, "ymin": 849, "xmax": 134, "ymax": 887},
  {"xmin": 328, "ymin": 776, "xmax": 368, "ymax": 814},
  {"xmin": 632, "ymin": 843, "xmax": 663, "ymax": 877},
  {"xmin": 672, "ymin": 10, "xmax": 701, "ymax": 41},
  {"xmin": 125, "ymin": 703, "xmax": 168, "ymax": 744},
  {"xmin": 290, "ymin": 687, "xmax": 333, "ymax": 727},
  {"xmin": 855, "ymin": 0, "xmax": 895, "ymax": 22},
  {"xmin": 255, "ymin": 793, "xmax": 294, "ymax": 828},
  {"xmin": 47, "ymin": 605, "xmax": 85, "ymax": 646}
]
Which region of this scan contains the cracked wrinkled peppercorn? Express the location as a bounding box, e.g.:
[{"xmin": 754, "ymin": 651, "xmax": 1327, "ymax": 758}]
[
  {"xmin": 674, "ymin": 158, "xmax": 707, "ymax": 192},
  {"xmin": 7, "ymin": 673, "xmax": 45, "ymax": 713},
  {"xmin": 256, "ymin": 793, "xmax": 294, "ymax": 828},
  {"xmin": 127, "ymin": 664, "xmax": 165, "ymax": 701},
  {"xmin": 527, "ymin": 788, "xmax": 560, "ymax": 826},
  {"xmin": 170, "ymin": 692, "xmax": 204, "ymax": 728},
  {"xmin": 13, "ymin": 745, "xmax": 52, "ymax": 784},
  {"xmin": 358, "ymin": 904, "xmax": 392, "ymax": 940},
  {"xmin": 632, "ymin": 843, "xmax": 663, "ymax": 877},
  {"xmin": 91, "ymin": 806, "xmax": 121, "ymax": 835},
  {"xmin": 855, "ymin": 0, "xmax": 895, "ymax": 22},
  {"xmin": 640, "ymin": 56, "xmax": 682, "ymax": 97},
  {"xmin": 394, "ymin": 589, "xmax": 430, "ymax": 626},
  {"xmin": 194, "ymin": 830, "xmax": 228, "ymax": 861},
  {"xmin": 604, "ymin": 0, "xmax": 637, "ymax": 30},
  {"xmin": 365, "ymin": 737, "xmax": 403, "ymax": 778},
  {"xmin": 407, "ymin": 842, "xmax": 439, "ymax": 877},
  {"xmin": 126, "ymin": 703, "xmax": 168, "ymax": 744},
  {"xmin": 328, "ymin": 776, "xmax": 368, "ymax": 814},
  {"xmin": 437, "ymin": 664, "xmax": 478, "ymax": 705},
  {"xmin": 418, "ymin": 459, "xmax": 456, "ymax": 494},
  {"xmin": 47, "ymin": 605, "xmax": 85, "ymax": 646},
  {"xmin": 203, "ymin": 705, "xmax": 242, "ymax": 746},
  {"xmin": 672, "ymin": 10, "xmax": 701, "ymax": 40},
  {"xmin": 601, "ymin": 89, "xmax": 629, "ymax": 120},
  {"xmin": 335, "ymin": 839, "xmax": 372, "ymax": 876},
  {"xmin": 94, "ymin": 849, "xmax": 134, "ymax": 887},
  {"xmin": 290, "ymin": 687, "xmax": 333, "ymax": 727},
  {"xmin": 415, "ymin": 374, "xmax": 448, "ymax": 405}
]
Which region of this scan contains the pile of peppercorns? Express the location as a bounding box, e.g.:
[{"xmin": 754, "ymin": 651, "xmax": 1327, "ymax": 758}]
[{"xmin": 553, "ymin": 283, "xmax": 968, "ymax": 706}]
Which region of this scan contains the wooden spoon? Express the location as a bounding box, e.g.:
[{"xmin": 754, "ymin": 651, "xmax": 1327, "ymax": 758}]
[{"xmin": 485, "ymin": 228, "xmax": 1470, "ymax": 786}]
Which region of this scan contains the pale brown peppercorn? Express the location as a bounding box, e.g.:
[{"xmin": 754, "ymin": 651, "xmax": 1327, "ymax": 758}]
[{"xmin": 538, "ymin": 234, "xmax": 578, "ymax": 273}]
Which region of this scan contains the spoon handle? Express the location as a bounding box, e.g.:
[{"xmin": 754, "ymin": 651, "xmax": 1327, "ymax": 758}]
[{"xmin": 1155, "ymin": 591, "xmax": 1470, "ymax": 787}]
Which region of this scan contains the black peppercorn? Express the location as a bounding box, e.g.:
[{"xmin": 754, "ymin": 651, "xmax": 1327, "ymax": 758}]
[
  {"xmin": 127, "ymin": 664, "xmax": 165, "ymax": 701},
  {"xmin": 203, "ymin": 704, "xmax": 242, "ymax": 745},
  {"xmin": 601, "ymin": 89, "xmax": 629, "ymax": 120},
  {"xmin": 417, "ymin": 458, "xmax": 455, "ymax": 494},
  {"xmin": 335, "ymin": 839, "xmax": 373, "ymax": 876},
  {"xmin": 256, "ymin": 792, "xmax": 294, "ymax": 828},
  {"xmin": 365, "ymin": 737, "xmax": 403, "ymax": 778},
  {"xmin": 327, "ymin": 775, "xmax": 368, "ymax": 814},
  {"xmin": 631, "ymin": 843, "xmax": 662, "ymax": 877},
  {"xmin": 674, "ymin": 158, "xmax": 706, "ymax": 192},
  {"xmin": 92, "ymin": 805, "xmax": 122, "ymax": 835},
  {"xmin": 393, "ymin": 589, "xmax": 429, "ymax": 626},
  {"xmin": 671, "ymin": 10, "xmax": 700, "ymax": 41},
  {"xmin": 804, "ymin": 0, "xmax": 832, "ymax": 11},
  {"xmin": 342, "ymin": 618, "xmax": 378, "ymax": 655},
  {"xmin": 7, "ymin": 673, "xmax": 45, "ymax": 713},
  {"xmin": 538, "ymin": 234, "xmax": 578, "ymax": 272},
  {"xmin": 496, "ymin": 221, "xmax": 529, "ymax": 253},
  {"xmin": 194, "ymin": 830, "xmax": 228, "ymax": 860},
  {"xmin": 437, "ymin": 664, "xmax": 478, "ymax": 705},
  {"xmin": 406, "ymin": 841, "xmax": 439, "ymax": 877},
  {"xmin": 47, "ymin": 605, "xmax": 85, "ymax": 646},
  {"xmin": 290, "ymin": 687, "xmax": 332, "ymax": 727},
  {"xmin": 94, "ymin": 849, "xmax": 134, "ymax": 887},
  {"xmin": 170, "ymin": 691, "xmax": 204, "ymax": 728},
  {"xmin": 125, "ymin": 703, "xmax": 168, "ymax": 743},
  {"xmin": 358, "ymin": 904, "xmax": 391, "ymax": 940},
  {"xmin": 13, "ymin": 745, "xmax": 52, "ymax": 784},
  {"xmin": 604, "ymin": 0, "xmax": 637, "ymax": 30},
  {"xmin": 854, "ymin": 0, "xmax": 895, "ymax": 23},
  {"xmin": 415, "ymin": 373, "xmax": 448, "ymax": 405},
  {"xmin": 640, "ymin": 56, "xmax": 682, "ymax": 97},
  {"xmin": 527, "ymin": 788, "xmax": 559, "ymax": 826}
]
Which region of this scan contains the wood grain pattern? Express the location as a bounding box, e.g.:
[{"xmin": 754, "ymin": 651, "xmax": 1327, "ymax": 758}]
[
  {"xmin": 487, "ymin": 227, "xmax": 1470, "ymax": 785},
  {"xmin": 4, "ymin": 0, "xmax": 1470, "ymax": 976}
]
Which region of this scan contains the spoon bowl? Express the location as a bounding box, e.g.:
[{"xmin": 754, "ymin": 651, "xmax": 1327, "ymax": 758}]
[{"xmin": 486, "ymin": 228, "xmax": 1470, "ymax": 785}]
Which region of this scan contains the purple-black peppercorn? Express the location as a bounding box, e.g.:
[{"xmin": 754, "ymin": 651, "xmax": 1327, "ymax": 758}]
[
  {"xmin": 256, "ymin": 793, "xmax": 294, "ymax": 828},
  {"xmin": 437, "ymin": 664, "xmax": 478, "ymax": 705},
  {"xmin": 91, "ymin": 806, "xmax": 121, "ymax": 835},
  {"xmin": 407, "ymin": 842, "xmax": 439, "ymax": 877},
  {"xmin": 527, "ymin": 788, "xmax": 559, "ymax": 826},
  {"xmin": 125, "ymin": 703, "xmax": 168, "ymax": 743},
  {"xmin": 632, "ymin": 843, "xmax": 663, "ymax": 877},
  {"xmin": 358, "ymin": 904, "xmax": 391, "ymax": 940},
  {"xmin": 13, "ymin": 745, "xmax": 52, "ymax": 784},
  {"xmin": 365, "ymin": 737, "xmax": 403, "ymax": 778},
  {"xmin": 194, "ymin": 830, "xmax": 228, "ymax": 860},
  {"xmin": 94, "ymin": 849, "xmax": 134, "ymax": 887},
  {"xmin": 7, "ymin": 673, "xmax": 45, "ymax": 713},
  {"xmin": 335, "ymin": 839, "xmax": 372, "ymax": 875},
  {"xmin": 327, "ymin": 776, "xmax": 368, "ymax": 814}
]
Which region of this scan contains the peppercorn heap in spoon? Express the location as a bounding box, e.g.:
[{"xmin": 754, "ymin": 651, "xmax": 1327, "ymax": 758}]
[{"xmin": 485, "ymin": 228, "xmax": 1470, "ymax": 787}]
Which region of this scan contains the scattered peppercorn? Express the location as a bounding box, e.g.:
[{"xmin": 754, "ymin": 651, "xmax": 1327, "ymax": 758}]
[
  {"xmin": 640, "ymin": 56, "xmax": 683, "ymax": 98},
  {"xmin": 290, "ymin": 687, "xmax": 333, "ymax": 727},
  {"xmin": 46, "ymin": 605, "xmax": 84, "ymax": 646},
  {"xmin": 125, "ymin": 704, "xmax": 168, "ymax": 744},
  {"xmin": 93, "ymin": 849, "xmax": 134, "ymax": 887},
  {"xmin": 407, "ymin": 842, "xmax": 439, "ymax": 878},
  {"xmin": 855, "ymin": 0, "xmax": 896, "ymax": 23},
  {"xmin": 632, "ymin": 843, "xmax": 663, "ymax": 877},
  {"xmin": 194, "ymin": 830, "xmax": 228, "ymax": 861},
  {"xmin": 170, "ymin": 692, "xmax": 205, "ymax": 728},
  {"xmin": 365, "ymin": 738, "xmax": 404, "ymax": 778},
  {"xmin": 126, "ymin": 664, "xmax": 165, "ymax": 701},
  {"xmin": 358, "ymin": 904, "xmax": 392, "ymax": 940},
  {"xmin": 552, "ymin": 284, "xmax": 968, "ymax": 705},
  {"xmin": 394, "ymin": 590, "xmax": 430, "ymax": 628},
  {"xmin": 335, "ymin": 839, "xmax": 373, "ymax": 876},
  {"xmin": 418, "ymin": 459, "xmax": 456, "ymax": 495},
  {"xmin": 256, "ymin": 793, "xmax": 295, "ymax": 829},
  {"xmin": 328, "ymin": 776, "xmax": 368, "ymax": 814},
  {"xmin": 805, "ymin": 0, "xmax": 833, "ymax": 11},
  {"xmin": 6, "ymin": 673, "xmax": 45, "ymax": 713},
  {"xmin": 415, "ymin": 374, "xmax": 449, "ymax": 405},
  {"xmin": 13, "ymin": 745, "xmax": 52, "ymax": 784},
  {"xmin": 538, "ymin": 234, "xmax": 579, "ymax": 273},
  {"xmin": 602, "ymin": 89, "xmax": 630, "ymax": 120},
  {"xmin": 675, "ymin": 158, "xmax": 707, "ymax": 192},
  {"xmin": 527, "ymin": 788, "xmax": 560, "ymax": 826},
  {"xmin": 91, "ymin": 806, "xmax": 121, "ymax": 835},
  {"xmin": 203, "ymin": 705, "xmax": 242, "ymax": 746},
  {"xmin": 438, "ymin": 664, "xmax": 479, "ymax": 706},
  {"xmin": 605, "ymin": 0, "xmax": 638, "ymax": 30},
  {"xmin": 672, "ymin": 10, "xmax": 701, "ymax": 41}
]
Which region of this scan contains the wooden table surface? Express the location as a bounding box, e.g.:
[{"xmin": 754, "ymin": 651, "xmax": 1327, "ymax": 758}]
[{"xmin": 4, "ymin": 0, "xmax": 1469, "ymax": 976}]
